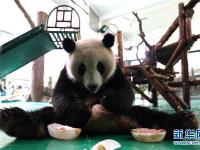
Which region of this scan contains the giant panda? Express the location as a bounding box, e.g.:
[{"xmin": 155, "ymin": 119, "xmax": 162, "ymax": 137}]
[{"xmin": 0, "ymin": 33, "xmax": 198, "ymax": 139}]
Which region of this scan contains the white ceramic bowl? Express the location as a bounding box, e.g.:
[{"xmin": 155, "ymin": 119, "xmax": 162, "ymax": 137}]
[
  {"xmin": 91, "ymin": 139, "xmax": 121, "ymax": 150},
  {"xmin": 47, "ymin": 123, "xmax": 81, "ymax": 140},
  {"xmin": 131, "ymin": 128, "xmax": 166, "ymax": 143}
]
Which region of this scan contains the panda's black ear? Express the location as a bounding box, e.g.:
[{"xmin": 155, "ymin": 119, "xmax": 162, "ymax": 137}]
[
  {"xmin": 102, "ymin": 33, "xmax": 115, "ymax": 48},
  {"xmin": 62, "ymin": 38, "xmax": 76, "ymax": 53}
]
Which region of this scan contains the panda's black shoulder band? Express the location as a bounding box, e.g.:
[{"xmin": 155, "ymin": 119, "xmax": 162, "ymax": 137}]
[
  {"xmin": 62, "ymin": 38, "xmax": 76, "ymax": 53},
  {"xmin": 102, "ymin": 33, "xmax": 115, "ymax": 48}
]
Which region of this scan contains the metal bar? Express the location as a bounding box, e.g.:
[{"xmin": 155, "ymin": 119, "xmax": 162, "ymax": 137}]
[
  {"xmin": 53, "ymin": 32, "xmax": 62, "ymax": 42},
  {"xmin": 70, "ymin": 10, "xmax": 73, "ymax": 27},
  {"xmin": 55, "ymin": 8, "xmax": 58, "ymax": 27},
  {"xmin": 73, "ymin": 33, "xmax": 78, "ymax": 41}
]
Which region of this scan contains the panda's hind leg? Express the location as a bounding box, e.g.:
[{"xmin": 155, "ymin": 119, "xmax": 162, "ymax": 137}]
[
  {"xmin": 164, "ymin": 110, "xmax": 199, "ymax": 139},
  {"xmin": 84, "ymin": 104, "xmax": 138, "ymax": 134},
  {"xmin": 127, "ymin": 106, "xmax": 199, "ymax": 139},
  {"xmin": 0, "ymin": 106, "xmax": 55, "ymax": 139}
]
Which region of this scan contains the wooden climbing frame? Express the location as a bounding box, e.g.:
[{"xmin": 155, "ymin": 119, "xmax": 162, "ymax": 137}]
[{"xmin": 117, "ymin": 0, "xmax": 200, "ymax": 111}]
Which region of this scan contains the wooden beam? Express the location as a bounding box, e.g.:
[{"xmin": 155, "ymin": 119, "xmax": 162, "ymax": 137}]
[
  {"xmin": 182, "ymin": 7, "xmax": 194, "ymax": 107},
  {"xmin": 132, "ymin": 65, "xmax": 188, "ymax": 111},
  {"xmin": 117, "ymin": 31, "xmax": 124, "ymax": 68},
  {"xmin": 168, "ymin": 80, "xmax": 200, "ymax": 87},
  {"xmin": 155, "ymin": 0, "xmax": 199, "ymax": 49},
  {"xmin": 132, "ymin": 83, "xmax": 154, "ymax": 103},
  {"xmin": 165, "ymin": 40, "xmax": 185, "ymax": 70},
  {"xmin": 149, "ymin": 68, "xmax": 189, "ymax": 110},
  {"xmin": 157, "ymin": 34, "xmax": 200, "ymax": 52},
  {"xmin": 178, "ymin": 3, "xmax": 190, "ymax": 108}
]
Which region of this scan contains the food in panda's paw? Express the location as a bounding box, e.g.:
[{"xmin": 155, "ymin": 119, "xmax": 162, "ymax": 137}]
[
  {"xmin": 47, "ymin": 123, "xmax": 81, "ymax": 140},
  {"xmin": 91, "ymin": 139, "xmax": 121, "ymax": 150},
  {"xmin": 131, "ymin": 128, "xmax": 166, "ymax": 143}
]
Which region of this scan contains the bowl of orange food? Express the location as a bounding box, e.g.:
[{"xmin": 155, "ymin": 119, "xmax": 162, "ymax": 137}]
[
  {"xmin": 47, "ymin": 123, "xmax": 81, "ymax": 140},
  {"xmin": 131, "ymin": 128, "xmax": 166, "ymax": 143}
]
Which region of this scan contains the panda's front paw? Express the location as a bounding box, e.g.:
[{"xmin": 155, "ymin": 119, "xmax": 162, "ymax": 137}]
[
  {"xmin": 101, "ymin": 90, "xmax": 126, "ymax": 113},
  {"xmin": 0, "ymin": 107, "xmax": 26, "ymax": 131},
  {"xmin": 73, "ymin": 103, "xmax": 91, "ymax": 127}
]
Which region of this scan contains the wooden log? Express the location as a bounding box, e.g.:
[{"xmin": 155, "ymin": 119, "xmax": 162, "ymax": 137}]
[
  {"xmin": 164, "ymin": 3, "xmax": 186, "ymax": 72},
  {"xmin": 31, "ymin": 12, "xmax": 47, "ymax": 101},
  {"xmin": 181, "ymin": 7, "xmax": 194, "ymax": 107},
  {"xmin": 157, "ymin": 34, "xmax": 200, "ymax": 51},
  {"xmin": 149, "ymin": 68, "xmax": 189, "ymax": 110},
  {"xmin": 117, "ymin": 31, "xmax": 124, "ymax": 68},
  {"xmin": 134, "ymin": 65, "xmax": 184, "ymax": 111},
  {"xmin": 156, "ymin": 34, "xmax": 200, "ymax": 65},
  {"xmin": 132, "ymin": 83, "xmax": 154, "ymax": 103},
  {"xmin": 178, "ymin": 3, "xmax": 190, "ymax": 107},
  {"xmin": 168, "ymin": 80, "xmax": 200, "ymax": 87},
  {"xmin": 155, "ymin": 0, "xmax": 199, "ymax": 49},
  {"xmin": 162, "ymin": 83, "xmax": 178, "ymax": 93},
  {"xmin": 185, "ymin": 0, "xmax": 200, "ymax": 9},
  {"xmin": 185, "ymin": 9, "xmax": 194, "ymax": 41},
  {"xmin": 165, "ymin": 40, "xmax": 185, "ymax": 70},
  {"xmin": 155, "ymin": 18, "xmax": 179, "ymax": 50}
]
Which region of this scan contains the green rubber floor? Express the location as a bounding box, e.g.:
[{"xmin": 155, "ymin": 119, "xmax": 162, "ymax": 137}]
[{"xmin": 0, "ymin": 101, "xmax": 200, "ymax": 150}]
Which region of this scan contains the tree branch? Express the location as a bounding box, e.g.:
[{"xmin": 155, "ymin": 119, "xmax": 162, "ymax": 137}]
[
  {"xmin": 14, "ymin": 0, "xmax": 35, "ymax": 28},
  {"xmin": 132, "ymin": 11, "xmax": 151, "ymax": 49},
  {"xmin": 135, "ymin": 41, "xmax": 143, "ymax": 64}
]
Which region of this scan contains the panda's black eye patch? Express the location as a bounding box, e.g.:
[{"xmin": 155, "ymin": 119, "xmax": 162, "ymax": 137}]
[
  {"xmin": 97, "ymin": 62, "xmax": 105, "ymax": 75},
  {"xmin": 78, "ymin": 63, "xmax": 86, "ymax": 76}
]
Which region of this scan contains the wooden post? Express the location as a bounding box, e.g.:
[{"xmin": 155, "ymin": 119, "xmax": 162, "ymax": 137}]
[
  {"xmin": 191, "ymin": 67, "xmax": 195, "ymax": 95},
  {"xmin": 151, "ymin": 46, "xmax": 158, "ymax": 107},
  {"xmin": 151, "ymin": 88, "xmax": 158, "ymax": 107},
  {"xmin": 155, "ymin": 0, "xmax": 199, "ymax": 49},
  {"xmin": 117, "ymin": 31, "xmax": 124, "ymax": 68},
  {"xmin": 181, "ymin": 8, "xmax": 194, "ymax": 107},
  {"xmin": 179, "ymin": 3, "xmax": 191, "ymax": 108},
  {"xmin": 31, "ymin": 12, "xmax": 48, "ymax": 101}
]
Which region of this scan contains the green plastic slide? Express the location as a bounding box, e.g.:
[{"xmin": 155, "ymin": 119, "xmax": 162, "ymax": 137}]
[{"xmin": 0, "ymin": 25, "xmax": 56, "ymax": 79}]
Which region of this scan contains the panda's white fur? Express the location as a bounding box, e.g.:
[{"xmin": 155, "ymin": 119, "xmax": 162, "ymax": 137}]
[{"xmin": 66, "ymin": 38, "xmax": 116, "ymax": 93}]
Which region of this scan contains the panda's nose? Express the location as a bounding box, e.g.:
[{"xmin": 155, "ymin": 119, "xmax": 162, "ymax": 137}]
[{"xmin": 88, "ymin": 84, "xmax": 98, "ymax": 91}]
